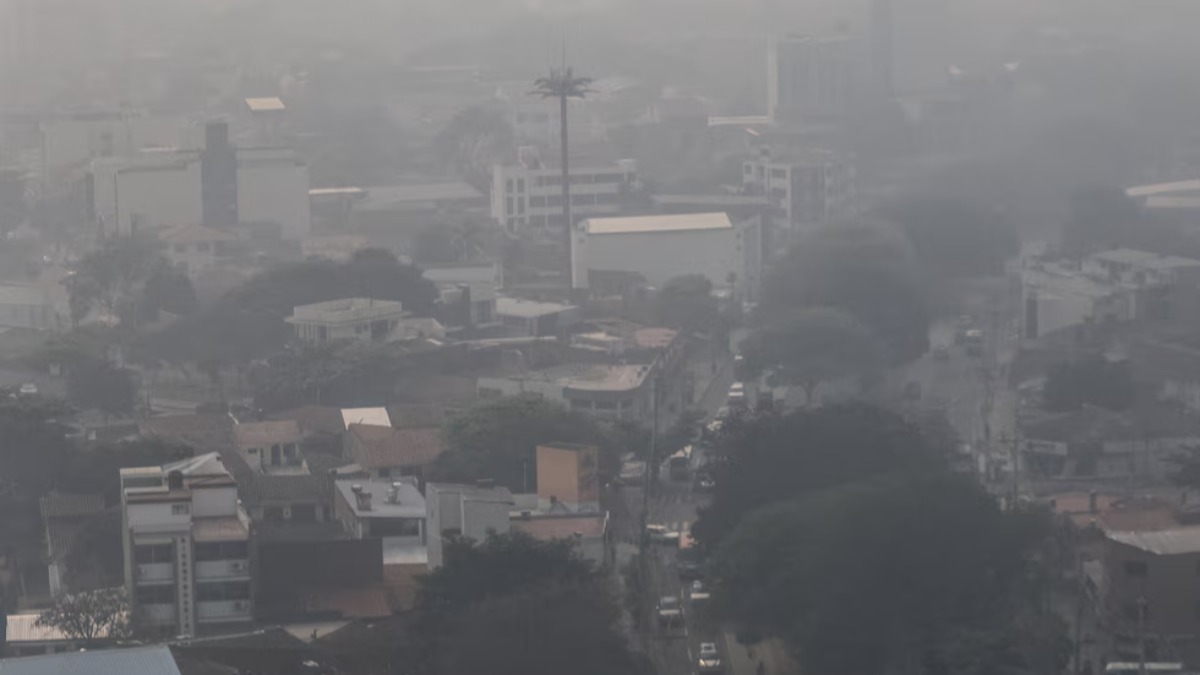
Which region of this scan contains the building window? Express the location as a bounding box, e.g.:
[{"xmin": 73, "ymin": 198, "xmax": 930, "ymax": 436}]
[
  {"xmin": 135, "ymin": 544, "xmax": 175, "ymax": 564},
  {"xmin": 194, "ymin": 541, "xmax": 249, "ymax": 561},
  {"xmin": 378, "ymin": 467, "xmax": 392, "ymax": 478},
  {"xmin": 172, "ymin": 504, "xmax": 190, "ymax": 515},
  {"xmin": 1124, "ymin": 561, "xmax": 1149, "ymax": 578},
  {"xmin": 196, "ymin": 581, "xmax": 251, "ymax": 602},
  {"xmin": 135, "ymin": 585, "xmax": 176, "ymax": 605},
  {"xmin": 264, "ymin": 506, "xmax": 285, "ymax": 522}
]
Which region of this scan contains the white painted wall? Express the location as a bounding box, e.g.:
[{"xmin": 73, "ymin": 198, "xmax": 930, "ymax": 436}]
[
  {"xmin": 126, "ymin": 502, "xmax": 191, "ymax": 529},
  {"xmin": 191, "ymin": 486, "xmax": 237, "ymax": 518},
  {"xmin": 238, "ymin": 151, "xmax": 311, "ymax": 239},
  {"xmin": 572, "ymin": 226, "xmax": 744, "ymax": 291}
]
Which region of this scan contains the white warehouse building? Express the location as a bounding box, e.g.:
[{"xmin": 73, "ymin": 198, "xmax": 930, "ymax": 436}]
[{"xmin": 571, "ymin": 212, "xmax": 763, "ymax": 299}]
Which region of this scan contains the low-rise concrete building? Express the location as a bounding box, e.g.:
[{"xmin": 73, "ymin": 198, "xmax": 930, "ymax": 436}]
[
  {"xmin": 477, "ymin": 363, "xmax": 655, "ymax": 422},
  {"xmin": 157, "ymin": 224, "xmax": 235, "ymax": 278},
  {"xmin": 286, "ymin": 298, "xmax": 445, "ymax": 345},
  {"xmin": 333, "ymin": 479, "xmax": 425, "ymax": 550},
  {"xmin": 495, "ymin": 297, "xmax": 580, "ymax": 338},
  {"xmin": 572, "ymin": 212, "xmax": 763, "ymax": 300},
  {"xmin": 510, "ymin": 512, "xmax": 610, "ymax": 567},
  {"xmin": 425, "ymin": 483, "xmax": 513, "ymax": 569}
]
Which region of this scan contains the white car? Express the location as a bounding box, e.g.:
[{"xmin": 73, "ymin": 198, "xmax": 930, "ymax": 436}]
[
  {"xmin": 698, "ymin": 642, "xmax": 722, "ymax": 672},
  {"xmin": 18, "ymin": 383, "xmax": 37, "ymax": 396},
  {"xmin": 646, "ymin": 524, "xmax": 680, "ymax": 543}
]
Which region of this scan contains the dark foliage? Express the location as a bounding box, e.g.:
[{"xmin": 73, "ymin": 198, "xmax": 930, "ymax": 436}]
[
  {"xmin": 881, "ymin": 195, "xmax": 1019, "ymax": 279},
  {"xmin": 67, "ymin": 361, "xmax": 137, "ymax": 417},
  {"xmin": 692, "ymin": 403, "xmax": 944, "ymax": 548},
  {"xmin": 1042, "ymin": 355, "xmax": 1135, "ymax": 412}
]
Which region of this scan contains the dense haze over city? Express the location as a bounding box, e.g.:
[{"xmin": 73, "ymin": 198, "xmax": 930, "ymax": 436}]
[{"xmin": 6, "ymin": 1, "xmax": 1200, "ymax": 675}]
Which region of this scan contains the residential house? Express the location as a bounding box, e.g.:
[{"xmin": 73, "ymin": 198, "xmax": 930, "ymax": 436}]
[
  {"xmin": 285, "ymin": 298, "xmax": 445, "ymax": 345},
  {"xmin": 1020, "ymin": 404, "xmax": 1200, "ymax": 481},
  {"xmin": 495, "ymin": 297, "xmax": 580, "ymax": 338},
  {"xmin": 137, "ymin": 414, "xmax": 236, "ymax": 457},
  {"xmin": 233, "ymin": 420, "xmax": 305, "ymax": 475},
  {"xmin": 344, "ymin": 424, "xmax": 443, "ymax": 481},
  {"xmin": 157, "ymin": 224, "xmax": 234, "ymax": 278},
  {"xmin": 0, "ymin": 645, "xmax": 183, "ymax": 675},
  {"xmin": 333, "ymin": 480, "xmax": 426, "ymax": 556},
  {"xmin": 535, "ymin": 443, "xmax": 600, "ymax": 513},
  {"xmin": 38, "ymin": 492, "xmax": 105, "ymax": 596},
  {"xmin": 1101, "ymin": 527, "xmax": 1200, "ymax": 657},
  {"xmin": 341, "ymin": 407, "xmax": 391, "ymax": 430},
  {"xmin": 120, "ymin": 453, "xmax": 252, "ymax": 638},
  {"xmin": 572, "ymin": 212, "xmax": 763, "ymax": 301},
  {"xmin": 425, "ymin": 483, "xmax": 513, "ymax": 569},
  {"xmin": 510, "ymin": 512, "xmax": 610, "ymax": 568},
  {"xmin": 478, "ymin": 363, "xmax": 655, "ymax": 423}
]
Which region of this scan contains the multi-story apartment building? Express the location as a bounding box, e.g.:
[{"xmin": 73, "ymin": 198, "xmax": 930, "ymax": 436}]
[
  {"xmin": 768, "ymin": 34, "xmax": 860, "ymax": 123},
  {"xmin": 120, "ymin": 453, "xmax": 252, "ymax": 638},
  {"xmin": 741, "ymin": 147, "xmax": 858, "ymax": 233},
  {"xmin": 490, "ymin": 147, "xmax": 637, "ymax": 239}
]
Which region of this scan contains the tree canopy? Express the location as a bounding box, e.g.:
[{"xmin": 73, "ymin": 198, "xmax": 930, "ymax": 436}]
[
  {"xmin": 692, "ymin": 403, "xmax": 944, "ymax": 548},
  {"xmin": 413, "ymin": 532, "xmax": 645, "ymax": 675},
  {"xmin": 738, "ymin": 307, "xmax": 883, "ymax": 405},
  {"xmin": 881, "ymin": 194, "xmax": 1019, "ymax": 279},
  {"xmin": 431, "ymin": 395, "xmax": 612, "ymax": 493},
  {"xmin": 765, "ymin": 222, "xmax": 930, "ymax": 364},
  {"xmin": 0, "ymin": 395, "xmax": 74, "ymax": 498},
  {"xmin": 139, "ymin": 248, "xmax": 437, "ymax": 365},
  {"xmin": 65, "ymin": 237, "xmax": 169, "ymax": 328},
  {"xmin": 36, "ymin": 587, "xmax": 131, "ymax": 646},
  {"xmin": 1042, "ymin": 355, "xmax": 1135, "ymax": 412},
  {"xmin": 652, "ymin": 274, "xmax": 720, "ymax": 334},
  {"xmin": 67, "ymin": 361, "xmax": 137, "ymax": 418},
  {"xmin": 710, "ymin": 474, "xmax": 1060, "ymax": 675}
]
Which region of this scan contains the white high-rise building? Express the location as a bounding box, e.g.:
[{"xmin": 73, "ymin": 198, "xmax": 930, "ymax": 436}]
[
  {"xmin": 490, "ymin": 148, "xmax": 637, "ymax": 239},
  {"xmin": 120, "ymin": 453, "xmax": 253, "ymax": 638}
]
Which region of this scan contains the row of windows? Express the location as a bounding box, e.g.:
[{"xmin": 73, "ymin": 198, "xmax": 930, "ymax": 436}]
[
  {"xmin": 194, "ymin": 541, "xmax": 249, "ymax": 561},
  {"xmin": 196, "ymin": 581, "xmax": 251, "ymax": 602},
  {"xmin": 135, "ymin": 544, "xmax": 175, "ymax": 564},
  {"xmin": 136, "ymin": 584, "xmax": 176, "ymax": 605},
  {"xmin": 533, "ymin": 173, "xmax": 630, "ymax": 188}
]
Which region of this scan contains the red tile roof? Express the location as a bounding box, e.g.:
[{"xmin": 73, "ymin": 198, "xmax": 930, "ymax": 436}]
[{"xmin": 347, "ymin": 425, "xmax": 443, "ymax": 470}]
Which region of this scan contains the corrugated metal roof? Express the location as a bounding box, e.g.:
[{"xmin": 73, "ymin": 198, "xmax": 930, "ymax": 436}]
[
  {"xmin": 583, "ymin": 212, "xmax": 732, "ymax": 235},
  {"xmin": 0, "ymin": 645, "xmax": 180, "ymax": 674},
  {"xmin": 1109, "ymin": 527, "xmax": 1200, "ymax": 554}
]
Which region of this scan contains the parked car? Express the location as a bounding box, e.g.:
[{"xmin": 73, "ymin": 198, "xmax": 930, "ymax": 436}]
[
  {"xmin": 18, "ymin": 382, "xmax": 37, "ymax": 396},
  {"xmin": 657, "ymin": 596, "xmax": 683, "ymax": 626},
  {"xmin": 698, "ymin": 642, "xmax": 722, "ymax": 672},
  {"xmin": 678, "ymin": 560, "xmax": 705, "ymax": 580},
  {"xmin": 646, "ymin": 524, "xmax": 680, "ymax": 544}
]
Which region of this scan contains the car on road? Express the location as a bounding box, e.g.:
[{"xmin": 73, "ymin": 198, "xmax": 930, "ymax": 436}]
[
  {"xmin": 698, "ymin": 642, "xmax": 722, "ymax": 672},
  {"xmin": 690, "ymin": 580, "xmax": 710, "ymax": 601},
  {"xmin": 657, "ymin": 596, "xmax": 682, "ymax": 626},
  {"xmin": 678, "ymin": 560, "xmax": 704, "ymax": 580},
  {"xmin": 646, "ymin": 524, "xmax": 680, "ymax": 544},
  {"xmin": 727, "ymin": 382, "xmax": 745, "ymax": 406},
  {"xmin": 18, "ymin": 383, "xmax": 37, "ymax": 396}
]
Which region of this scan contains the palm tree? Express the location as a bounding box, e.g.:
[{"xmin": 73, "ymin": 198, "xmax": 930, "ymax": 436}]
[{"xmin": 530, "ymin": 67, "xmax": 593, "ymax": 283}]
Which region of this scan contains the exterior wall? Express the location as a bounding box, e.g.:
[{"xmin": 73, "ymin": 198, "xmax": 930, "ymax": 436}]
[
  {"xmin": 572, "ymin": 225, "xmax": 745, "ymax": 293},
  {"xmin": 536, "ymin": 445, "xmax": 600, "ymax": 512},
  {"xmin": 191, "ymin": 486, "xmax": 238, "ymax": 518},
  {"xmin": 238, "ymin": 151, "xmax": 311, "ymax": 239},
  {"xmin": 164, "ymin": 242, "xmax": 219, "ymax": 276},
  {"xmin": 1103, "ymin": 539, "xmax": 1200, "ymax": 639},
  {"xmin": 491, "ymin": 161, "xmax": 636, "ymax": 237},
  {"xmin": 94, "ymin": 161, "xmax": 204, "ymax": 237},
  {"xmin": 426, "ymin": 485, "xmax": 511, "ymax": 569}
]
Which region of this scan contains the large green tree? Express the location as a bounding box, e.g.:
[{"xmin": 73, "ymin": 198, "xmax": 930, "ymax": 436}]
[
  {"xmin": 65, "ymin": 237, "xmax": 164, "ymax": 327},
  {"xmin": 67, "ymin": 361, "xmax": 137, "ymax": 418},
  {"xmin": 881, "ymin": 195, "xmax": 1019, "ymax": 279},
  {"xmin": 431, "ymin": 395, "xmax": 610, "ymax": 493},
  {"xmin": 710, "ymin": 474, "xmax": 1061, "ymax": 675},
  {"xmin": 139, "ymin": 248, "xmax": 437, "ymax": 365},
  {"xmin": 0, "ymin": 395, "xmax": 74, "ymax": 498},
  {"xmin": 765, "ymin": 221, "xmax": 930, "ymax": 364},
  {"xmin": 652, "ymin": 274, "xmax": 721, "ymax": 334},
  {"xmin": 738, "ymin": 307, "xmax": 883, "ymax": 406},
  {"xmin": 693, "ymin": 403, "xmax": 943, "ymax": 548}
]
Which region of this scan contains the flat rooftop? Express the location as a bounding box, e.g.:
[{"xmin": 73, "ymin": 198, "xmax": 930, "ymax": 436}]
[
  {"xmin": 583, "ymin": 212, "xmax": 733, "ymax": 236},
  {"xmin": 335, "ymin": 479, "xmax": 425, "ymax": 519},
  {"xmin": 287, "ymin": 298, "xmax": 405, "ymax": 324},
  {"xmin": 495, "ymin": 296, "xmax": 577, "ymax": 319},
  {"xmin": 245, "ymin": 96, "xmax": 286, "ymax": 113}
]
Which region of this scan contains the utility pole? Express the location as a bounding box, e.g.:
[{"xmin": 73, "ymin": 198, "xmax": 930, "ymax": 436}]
[{"xmin": 1138, "ymin": 595, "xmax": 1148, "ymax": 675}]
